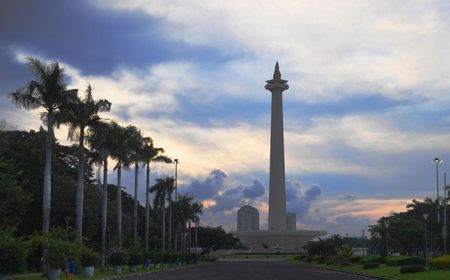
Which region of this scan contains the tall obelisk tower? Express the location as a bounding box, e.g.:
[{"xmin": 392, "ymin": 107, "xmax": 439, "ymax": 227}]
[{"xmin": 265, "ymin": 62, "xmax": 289, "ymax": 231}]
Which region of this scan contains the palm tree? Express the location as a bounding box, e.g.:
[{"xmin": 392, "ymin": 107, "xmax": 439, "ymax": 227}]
[
  {"xmin": 87, "ymin": 121, "xmax": 115, "ymax": 269},
  {"xmin": 59, "ymin": 85, "xmax": 111, "ymax": 238},
  {"xmin": 191, "ymin": 202, "xmax": 203, "ymax": 249},
  {"xmin": 110, "ymin": 122, "xmax": 131, "ymax": 248},
  {"xmin": 173, "ymin": 194, "xmax": 194, "ymax": 251},
  {"xmin": 150, "ymin": 177, "xmax": 175, "ymax": 252},
  {"xmin": 141, "ymin": 141, "xmax": 171, "ymax": 251},
  {"xmin": 10, "ymin": 56, "xmax": 77, "ymax": 233},
  {"xmin": 124, "ymin": 125, "xmax": 147, "ymax": 248}
]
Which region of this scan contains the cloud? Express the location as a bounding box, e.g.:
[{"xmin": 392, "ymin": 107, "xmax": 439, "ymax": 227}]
[
  {"xmin": 286, "ymin": 182, "xmax": 322, "ymax": 218},
  {"xmin": 242, "ymin": 180, "xmax": 265, "ymax": 199},
  {"xmin": 180, "ymin": 169, "xmax": 227, "ymax": 199}
]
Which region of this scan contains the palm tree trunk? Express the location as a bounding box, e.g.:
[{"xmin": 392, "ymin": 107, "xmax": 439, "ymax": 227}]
[
  {"xmin": 133, "ymin": 160, "xmax": 139, "ymax": 248},
  {"xmin": 101, "ymin": 158, "xmax": 108, "ymax": 269},
  {"xmin": 195, "ymin": 221, "xmax": 198, "ymax": 248},
  {"xmin": 168, "ymin": 192, "xmax": 172, "ymax": 251},
  {"xmin": 162, "ymin": 198, "xmax": 166, "ymax": 252},
  {"xmin": 116, "ymin": 163, "xmax": 122, "ymax": 249},
  {"xmin": 76, "ymin": 129, "xmax": 85, "ymax": 238},
  {"xmin": 145, "ymin": 162, "xmax": 150, "ymax": 251},
  {"xmin": 188, "ymin": 220, "xmax": 192, "ymax": 250},
  {"xmin": 174, "ymin": 223, "xmax": 178, "ymax": 252},
  {"xmin": 43, "ymin": 113, "xmax": 54, "ymax": 234}
]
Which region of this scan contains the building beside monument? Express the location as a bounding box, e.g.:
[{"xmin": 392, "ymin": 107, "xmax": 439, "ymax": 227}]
[
  {"xmin": 286, "ymin": 212, "xmax": 296, "ymax": 230},
  {"xmin": 237, "ymin": 205, "xmax": 260, "ymax": 231},
  {"xmin": 233, "ymin": 62, "xmax": 326, "ymax": 250}
]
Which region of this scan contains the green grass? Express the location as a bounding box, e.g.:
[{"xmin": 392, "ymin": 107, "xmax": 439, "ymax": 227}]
[
  {"xmin": 295, "ymin": 260, "xmax": 450, "ymax": 280},
  {"xmin": 11, "ymin": 264, "xmax": 200, "ymax": 280}
]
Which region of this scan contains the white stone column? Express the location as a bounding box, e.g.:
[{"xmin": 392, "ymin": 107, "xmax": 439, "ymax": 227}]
[{"xmin": 265, "ymin": 62, "xmax": 289, "ymax": 231}]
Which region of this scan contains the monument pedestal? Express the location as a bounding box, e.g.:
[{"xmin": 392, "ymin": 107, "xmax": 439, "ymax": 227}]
[{"xmin": 233, "ymin": 229, "xmax": 326, "ymax": 251}]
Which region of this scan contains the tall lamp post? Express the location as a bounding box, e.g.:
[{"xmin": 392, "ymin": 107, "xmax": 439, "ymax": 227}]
[
  {"xmin": 423, "ymin": 213, "xmax": 429, "ymax": 266},
  {"xmin": 173, "ymin": 159, "xmax": 179, "ymax": 251},
  {"xmin": 434, "ymin": 158, "xmax": 443, "ymax": 223}
]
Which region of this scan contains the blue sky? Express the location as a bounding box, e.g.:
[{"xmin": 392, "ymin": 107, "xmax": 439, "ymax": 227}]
[{"xmin": 1, "ymin": 0, "xmax": 450, "ymax": 236}]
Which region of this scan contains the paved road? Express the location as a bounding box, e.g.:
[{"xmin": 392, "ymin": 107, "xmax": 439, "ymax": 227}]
[{"xmin": 132, "ymin": 261, "xmax": 372, "ymax": 280}]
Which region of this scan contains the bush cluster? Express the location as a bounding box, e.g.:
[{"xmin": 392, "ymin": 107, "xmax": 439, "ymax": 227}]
[
  {"xmin": 348, "ymin": 256, "xmax": 362, "ymax": 263},
  {"xmin": 386, "ymin": 256, "xmax": 425, "ymax": 266},
  {"xmin": 429, "ymin": 255, "xmax": 450, "ymax": 270},
  {"xmin": 400, "ymin": 264, "xmax": 425, "ymax": 274},
  {"xmin": 128, "ymin": 250, "xmax": 143, "ymax": 266},
  {"xmin": 0, "ymin": 232, "xmax": 29, "ymax": 274},
  {"xmin": 80, "ymin": 249, "xmax": 100, "ymax": 267},
  {"xmin": 360, "ymin": 256, "xmax": 385, "ymax": 264},
  {"xmin": 363, "ymin": 262, "xmax": 380, "ymax": 269},
  {"xmin": 108, "ymin": 249, "xmax": 128, "ymax": 266}
]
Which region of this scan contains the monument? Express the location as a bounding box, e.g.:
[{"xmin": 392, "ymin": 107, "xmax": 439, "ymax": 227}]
[{"xmin": 233, "ymin": 62, "xmax": 326, "ymax": 250}]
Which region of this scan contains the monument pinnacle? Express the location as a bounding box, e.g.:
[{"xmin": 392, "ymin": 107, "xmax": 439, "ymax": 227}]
[{"xmin": 273, "ymin": 61, "xmax": 281, "ymax": 80}]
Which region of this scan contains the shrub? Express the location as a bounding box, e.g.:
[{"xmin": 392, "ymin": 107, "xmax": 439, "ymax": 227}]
[
  {"xmin": 363, "ymin": 262, "xmax": 380, "ymax": 269},
  {"xmin": 109, "ymin": 249, "xmax": 128, "ymax": 266},
  {"xmin": 128, "ymin": 250, "xmax": 143, "ymax": 266},
  {"xmin": 361, "ymin": 256, "xmax": 385, "ymax": 264},
  {"xmin": 429, "ymin": 255, "xmax": 450, "ymax": 270},
  {"xmin": 81, "ymin": 249, "xmax": 100, "ymax": 267},
  {"xmin": 47, "ymin": 238, "xmax": 81, "ymax": 269},
  {"xmin": 386, "ymin": 256, "xmax": 425, "ymax": 266},
  {"xmin": 0, "ymin": 232, "xmax": 29, "ymax": 274},
  {"xmin": 400, "ymin": 265, "xmax": 425, "ymax": 274},
  {"xmin": 348, "ymin": 256, "xmax": 363, "ymax": 263}
]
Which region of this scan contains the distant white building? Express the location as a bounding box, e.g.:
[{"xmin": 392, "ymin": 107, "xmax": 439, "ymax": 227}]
[
  {"xmin": 286, "ymin": 212, "xmax": 296, "ymax": 230},
  {"xmin": 237, "ymin": 205, "xmax": 259, "ymax": 231}
]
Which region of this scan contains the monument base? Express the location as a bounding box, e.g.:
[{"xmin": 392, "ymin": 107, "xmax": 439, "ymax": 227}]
[{"xmin": 233, "ymin": 230, "xmax": 326, "ymax": 250}]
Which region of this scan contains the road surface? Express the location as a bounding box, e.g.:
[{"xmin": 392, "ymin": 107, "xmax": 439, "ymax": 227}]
[{"xmin": 131, "ymin": 261, "xmax": 373, "ymax": 280}]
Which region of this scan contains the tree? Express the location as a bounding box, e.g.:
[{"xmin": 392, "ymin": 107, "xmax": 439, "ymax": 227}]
[
  {"xmin": 87, "ymin": 121, "xmax": 115, "ymax": 268},
  {"xmin": 110, "ymin": 122, "xmax": 131, "ymax": 248},
  {"xmin": 125, "ymin": 125, "xmax": 148, "ymax": 248},
  {"xmin": 59, "ymin": 85, "xmax": 111, "ymax": 238},
  {"xmin": 190, "ymin": 202, "xmax": 203, "ymax": 249},
  {"xmin": 10, "ymin": 56, "xmax": 77, "ymax": 233},
  {"xmin": 141, "ymin": 141, "xmax": 171, "ymax": 251},
  {"xmin": 150, "ymin": 177, "xmax": 175, "ymax": 252}
]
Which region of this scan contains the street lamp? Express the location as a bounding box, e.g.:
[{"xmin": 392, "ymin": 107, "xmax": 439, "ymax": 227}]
[
  {"xmin": 434, "ymin": 158, "xmax": 443, "ymax": 223},
  {"xmin": 423, "ymin": 213, "xmax": 429, "ymax": 266},
  {"xmin": 174, "ymin": 159, "xmax": 179, "ymax": 201}
]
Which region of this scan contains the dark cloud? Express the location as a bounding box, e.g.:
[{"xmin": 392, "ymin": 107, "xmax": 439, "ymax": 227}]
[
  {"xmin": 180, "ymin": 169, "xmax": 227, "ymax": 199},
  {"xmin": 338, "ymin": 194, "xmax": 358, "ymax": 201},
  {"xmin": 242, "ymin": 180, "xmax": 265, "ymax": 199},
  {"xmin": 287, "ymin": 184, "xmax": 322, "ymax": 218}
]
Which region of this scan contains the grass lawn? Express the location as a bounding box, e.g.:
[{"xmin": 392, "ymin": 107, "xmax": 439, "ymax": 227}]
[
  {"xmin": 11, "ymin": 264, "xmax": 201, "ymax": 280},
  {"xmin": 294, "ymin": 261, "xmax": 450, "ymax": 280}
]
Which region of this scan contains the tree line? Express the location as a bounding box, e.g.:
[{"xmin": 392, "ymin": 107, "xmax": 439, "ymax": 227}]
[{"xmin": 2, "ymin": 57, "xmax": 204, "ymax": 269}]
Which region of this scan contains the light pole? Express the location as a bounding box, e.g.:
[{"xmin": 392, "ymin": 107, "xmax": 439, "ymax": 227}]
[
  {"xmin": 434, "ymin": 158, "xmax": 443, "ymax": 224},
  {"xmin": 423, "ymin": 213, "xmax": 429, "ymax": 266},
  {"xmin": 173, "ymin": 159, "xmax": 179, "ymax": 251}
]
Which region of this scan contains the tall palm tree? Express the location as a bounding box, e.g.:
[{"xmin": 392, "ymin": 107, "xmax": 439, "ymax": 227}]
[
  {"xmin": 10, "ymin": 56, "xmax": 77, "ymax": 233},
  {"xmin": 150, "ymin": 177, "xmax": 175, "ymax": 252},
  {"xmin": 141, "ymin": 141, "xmax": 171, "ymax": 251},
  {"xmin": 87, "ymin": 121, "xmax": 115, "ymax": 269},
  {"xmin": 191, "ymin": 202, "xmax": 203, "ymax": 248},
  {"xmin": 173, "ymin": 195, "xmax": 194, "ymax": 251},
  {"xmin": 59, "ymin": 85, "xmax": 111, "ymax": 238},
  {"xmin": 125, "ymin": 125, "xmax": 148, "ymax": 248},
  {"xmin": 110, "ymin": 122, "xmax": 131, "ymax": 248}
]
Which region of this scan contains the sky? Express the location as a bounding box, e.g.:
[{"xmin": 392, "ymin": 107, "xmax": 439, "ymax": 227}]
[{"xmin": 1, "ymin": 0, "xmax": 450, "ymax": 237}]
